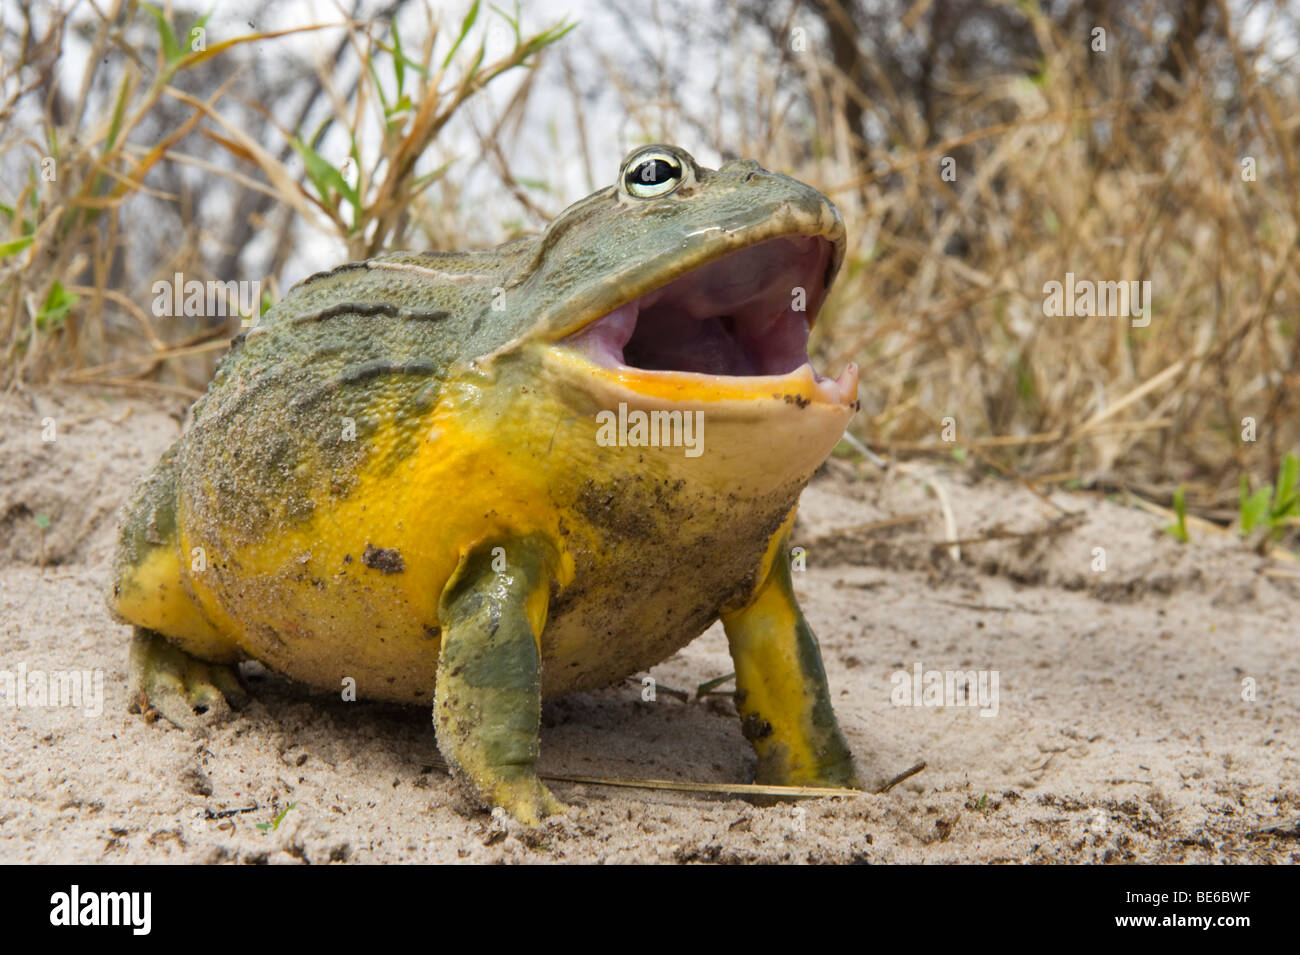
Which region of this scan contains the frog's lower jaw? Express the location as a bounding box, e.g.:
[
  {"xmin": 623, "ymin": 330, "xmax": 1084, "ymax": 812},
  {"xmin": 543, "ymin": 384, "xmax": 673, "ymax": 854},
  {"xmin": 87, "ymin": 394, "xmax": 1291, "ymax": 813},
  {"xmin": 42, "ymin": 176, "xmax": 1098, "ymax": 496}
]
[{"xmin": 540, "ymin": 344, "xmax": 857, "ymax": 502}]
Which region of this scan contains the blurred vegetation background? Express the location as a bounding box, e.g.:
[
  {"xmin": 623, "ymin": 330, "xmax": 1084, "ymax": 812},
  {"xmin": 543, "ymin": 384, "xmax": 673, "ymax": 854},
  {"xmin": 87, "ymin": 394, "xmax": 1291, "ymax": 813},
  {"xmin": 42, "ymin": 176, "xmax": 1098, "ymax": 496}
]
[{"xmin": 1, "ymin": 0, "xmax": 1297, "ymax": 529}]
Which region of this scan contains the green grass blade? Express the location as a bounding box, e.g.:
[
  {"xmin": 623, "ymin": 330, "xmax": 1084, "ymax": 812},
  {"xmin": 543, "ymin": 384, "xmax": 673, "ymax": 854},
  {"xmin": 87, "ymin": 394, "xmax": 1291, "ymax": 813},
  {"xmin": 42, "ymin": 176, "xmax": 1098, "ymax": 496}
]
[
  {"xmin": 1163, "ymin": 484, "xmax": 1189, "ymax": 542},
  {"xmin": 0, "ymin": 235, "xmax": 34, "ymax": 258},
  {"xmin": 141, "ymin": 2, "xmax": 183, "ymax": 64},
  {"xmin": 442, "ymin": 0, "xmax": 481, "ymax": 69}
]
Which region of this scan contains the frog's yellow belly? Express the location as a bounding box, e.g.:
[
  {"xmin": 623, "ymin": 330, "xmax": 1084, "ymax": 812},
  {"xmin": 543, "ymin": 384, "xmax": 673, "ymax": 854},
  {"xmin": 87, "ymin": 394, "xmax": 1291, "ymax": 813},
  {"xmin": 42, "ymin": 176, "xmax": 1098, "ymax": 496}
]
[
  {"xmin": 172, "ymin": 462, "xmax": 802, "ymax": 704},
  {"xmin": 153, "ymin": 366, "xmax": 823, "ymax": 703},
  {"xmin": 173, "ymin": 489, "xmax": 793, "ymax": 704}
]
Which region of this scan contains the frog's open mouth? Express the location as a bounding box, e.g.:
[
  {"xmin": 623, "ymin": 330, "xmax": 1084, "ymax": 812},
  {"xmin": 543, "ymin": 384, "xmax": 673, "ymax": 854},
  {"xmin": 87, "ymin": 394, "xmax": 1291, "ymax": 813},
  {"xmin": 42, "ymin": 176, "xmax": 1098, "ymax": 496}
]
[{"xmin": 559, "ymin": 236, "xmax": 856, "ymax": 405}]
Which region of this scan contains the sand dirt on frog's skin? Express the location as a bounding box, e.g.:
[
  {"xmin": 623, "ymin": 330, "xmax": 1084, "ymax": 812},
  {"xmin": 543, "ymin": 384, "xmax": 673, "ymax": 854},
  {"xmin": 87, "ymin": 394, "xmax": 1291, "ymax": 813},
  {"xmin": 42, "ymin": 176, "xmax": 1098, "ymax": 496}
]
[{"xmin": 1, "ymin": 389, "xmax": 1296, "ymax": 864}]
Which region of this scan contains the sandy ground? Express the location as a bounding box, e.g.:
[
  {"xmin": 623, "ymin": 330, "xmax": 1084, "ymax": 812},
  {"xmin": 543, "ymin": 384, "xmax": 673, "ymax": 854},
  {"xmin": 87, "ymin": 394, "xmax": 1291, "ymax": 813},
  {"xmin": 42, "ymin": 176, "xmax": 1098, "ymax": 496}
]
[{"xmin": 1, "ymin": 388, "xmax": 1297, "ymax": 864}]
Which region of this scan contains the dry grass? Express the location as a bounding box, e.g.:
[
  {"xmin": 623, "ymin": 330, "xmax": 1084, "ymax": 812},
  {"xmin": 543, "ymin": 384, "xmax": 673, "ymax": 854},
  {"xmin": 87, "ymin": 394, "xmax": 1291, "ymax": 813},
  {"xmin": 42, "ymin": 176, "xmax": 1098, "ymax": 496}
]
[
  {"xmin": 786, "ymin": 3, "xmax": 1298, "ymax": 514},
  {"xmin": 0, "ymin": 0, "xmax": 570, "ymax": 392},
  {"xmin": 2, "ymin": 0, "xmax": 1297, "ymax": 524}
]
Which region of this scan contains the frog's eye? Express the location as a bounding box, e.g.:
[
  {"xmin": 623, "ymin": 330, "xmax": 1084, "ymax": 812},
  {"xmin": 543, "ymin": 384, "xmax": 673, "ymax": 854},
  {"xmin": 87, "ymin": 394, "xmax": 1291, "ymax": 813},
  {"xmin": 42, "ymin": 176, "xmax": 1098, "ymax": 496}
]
[{"xmin": 624, "ymin": 150, "xmax": 685, "ymax": 199}]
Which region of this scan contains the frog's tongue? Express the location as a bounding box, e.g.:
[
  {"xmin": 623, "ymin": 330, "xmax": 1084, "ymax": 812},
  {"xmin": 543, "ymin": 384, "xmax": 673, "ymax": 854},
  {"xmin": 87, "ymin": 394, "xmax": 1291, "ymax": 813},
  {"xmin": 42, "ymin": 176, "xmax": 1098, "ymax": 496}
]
[{"xmin": 564, "ymin": 235, "xmax": 853, "ymax": 402}]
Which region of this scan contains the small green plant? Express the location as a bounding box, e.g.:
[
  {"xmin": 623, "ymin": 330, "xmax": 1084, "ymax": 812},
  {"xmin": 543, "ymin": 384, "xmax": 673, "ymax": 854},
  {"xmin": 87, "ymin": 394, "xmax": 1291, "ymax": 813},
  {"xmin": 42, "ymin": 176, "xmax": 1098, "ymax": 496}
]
[
  {"xmin": 33, "ymin": 512, "xmax": 51, "ymax": 567},
  {"xmin": 965, "ymin": 792, "xmax": 991, "ymax": 813},
  {"xmin": 696, "ymin": 672, "xmax": 736, "ymax": 699},
  {"xmin": 256, "ymin": 802, "xmax": 297, "ymax": 833},
  {"xmin": 1163, "ymin": 484, "xmax": 1189, "ymax": 542},
  {"xmin": 1239, "ymin": 452, "xmax": 1299, "ymax": 541},
  {"xmin": 35, "ymin": 282, "xmax": 77, "ymax": 332}
]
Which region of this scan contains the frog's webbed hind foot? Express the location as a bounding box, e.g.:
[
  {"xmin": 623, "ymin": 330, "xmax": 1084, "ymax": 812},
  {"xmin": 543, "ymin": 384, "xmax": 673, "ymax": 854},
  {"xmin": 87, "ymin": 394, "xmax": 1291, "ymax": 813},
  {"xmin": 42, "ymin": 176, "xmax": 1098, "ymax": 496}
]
[{"xmin": 128, "ymin": 628, "xmax": 247, "ymax": 733}]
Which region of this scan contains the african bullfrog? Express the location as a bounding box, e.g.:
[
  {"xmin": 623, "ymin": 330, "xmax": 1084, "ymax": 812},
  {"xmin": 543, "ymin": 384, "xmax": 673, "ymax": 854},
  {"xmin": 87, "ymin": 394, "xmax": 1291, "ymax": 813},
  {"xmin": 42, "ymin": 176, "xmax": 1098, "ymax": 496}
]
[{"xmin": 111, "ymin": 144, "xmax": 863, "ymax": 824}]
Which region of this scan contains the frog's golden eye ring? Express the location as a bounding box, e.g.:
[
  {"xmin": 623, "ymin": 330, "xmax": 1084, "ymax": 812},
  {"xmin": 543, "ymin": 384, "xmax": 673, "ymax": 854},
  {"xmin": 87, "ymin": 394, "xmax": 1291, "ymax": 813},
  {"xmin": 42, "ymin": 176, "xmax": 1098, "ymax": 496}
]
[{"xmin": 623, "ymin": 149, "xmax": 686, "ymax": 198}]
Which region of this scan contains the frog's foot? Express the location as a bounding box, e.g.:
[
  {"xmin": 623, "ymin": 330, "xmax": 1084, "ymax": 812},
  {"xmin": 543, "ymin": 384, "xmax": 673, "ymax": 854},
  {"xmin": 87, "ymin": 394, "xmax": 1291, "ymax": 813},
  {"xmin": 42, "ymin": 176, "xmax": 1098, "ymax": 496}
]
[
  {"xmin": 752, "ymin": 745, "xmax": 861, "ymax": 791},
  {"xmin": 722, "ymin": 530, "xmax": 863, "ymax": 793},
  {"xmin": 432, "ymin": 537, "xmax": 568, "ymax": 827},
  {"xmin": 477, "ymin": 772, "xmax": 569, "ymax": 828},
  {"xmin": 128, "ymin": 627, "xmax": 246, "ymax": 732}
]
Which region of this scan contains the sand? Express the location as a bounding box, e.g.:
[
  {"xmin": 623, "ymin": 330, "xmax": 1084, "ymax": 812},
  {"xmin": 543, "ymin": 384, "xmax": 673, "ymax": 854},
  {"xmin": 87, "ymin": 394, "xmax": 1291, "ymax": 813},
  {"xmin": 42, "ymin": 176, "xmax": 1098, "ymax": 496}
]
[{"xmin": 1, "ymin": 387, "xmax": 1296, "ymax": 864}]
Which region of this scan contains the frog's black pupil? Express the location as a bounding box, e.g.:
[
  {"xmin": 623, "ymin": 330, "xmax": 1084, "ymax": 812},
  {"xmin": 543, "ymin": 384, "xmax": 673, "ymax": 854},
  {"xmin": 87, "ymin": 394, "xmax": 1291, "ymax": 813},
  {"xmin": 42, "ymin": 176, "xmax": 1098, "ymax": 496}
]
[{"xmin": 631, "ymin": 158, "xmax": 679, "ymax": 187}]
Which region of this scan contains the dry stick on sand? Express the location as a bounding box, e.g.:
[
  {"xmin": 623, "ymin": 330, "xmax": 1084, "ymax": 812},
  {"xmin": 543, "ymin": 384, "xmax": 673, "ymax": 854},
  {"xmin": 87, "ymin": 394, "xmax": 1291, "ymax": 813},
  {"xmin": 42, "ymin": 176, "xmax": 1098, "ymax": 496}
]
[
  {"xmin": 819, "ymin": 511, "xmax": 931, "ymax": 539},
  {"xmin": 934, "ymin": 511, "xmax": 1086, "ymax": 549},
  {"xmin": 547, "ymin": 761, "xmax": 928, "ymax": 800},
  {"xmin": 885, "ymin": 409, "xmax": 1073, "ymax": 520},
  {"xmin": 426, "ymin": 754, "xmax": 928, "ymax": 802},
  {"xmin": 894, "ymin": 462, "xmax": 963, "ymax": 562}
]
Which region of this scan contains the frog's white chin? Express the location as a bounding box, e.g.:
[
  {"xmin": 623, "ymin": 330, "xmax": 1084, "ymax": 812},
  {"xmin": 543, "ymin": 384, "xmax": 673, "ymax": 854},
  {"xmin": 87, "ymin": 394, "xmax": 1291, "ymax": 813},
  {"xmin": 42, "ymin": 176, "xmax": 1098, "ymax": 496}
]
[{"xmin": 540, "ymin": 347, "xmax": 856, "ymax": 493}]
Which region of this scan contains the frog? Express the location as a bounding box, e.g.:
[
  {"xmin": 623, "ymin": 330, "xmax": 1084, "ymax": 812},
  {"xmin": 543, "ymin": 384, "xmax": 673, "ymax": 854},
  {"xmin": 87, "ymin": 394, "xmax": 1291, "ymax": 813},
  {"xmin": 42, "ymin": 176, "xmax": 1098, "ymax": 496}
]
[{"xmin": 110, "ymin": 144, "xmax": 863, "ymax": 825}]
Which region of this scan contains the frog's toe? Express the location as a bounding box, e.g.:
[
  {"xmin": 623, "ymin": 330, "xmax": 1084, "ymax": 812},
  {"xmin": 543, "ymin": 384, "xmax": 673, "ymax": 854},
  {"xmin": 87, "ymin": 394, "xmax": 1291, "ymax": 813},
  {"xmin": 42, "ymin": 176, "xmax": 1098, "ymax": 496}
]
[
  {"xmin": 128, "ymin": 628, "xmax": 244, "ymax": 732},
  {"xmin": 198, "ymin": 661, "xmax": 249, "ymax": 710},
  {"xmin": 491, "ymin": 776, "xmax": 568, "ymax": 827}
]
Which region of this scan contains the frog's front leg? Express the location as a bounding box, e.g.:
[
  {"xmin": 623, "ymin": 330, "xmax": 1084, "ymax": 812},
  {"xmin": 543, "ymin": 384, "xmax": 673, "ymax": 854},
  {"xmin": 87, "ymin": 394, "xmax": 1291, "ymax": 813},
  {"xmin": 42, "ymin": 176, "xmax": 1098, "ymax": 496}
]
[
  {"xmin": 721, "ymin": 531, "xmax": 859, "ymax": 788},
  {"xmin": 433, "ymin": 536, "xmax": 566, "ymax": 826}
]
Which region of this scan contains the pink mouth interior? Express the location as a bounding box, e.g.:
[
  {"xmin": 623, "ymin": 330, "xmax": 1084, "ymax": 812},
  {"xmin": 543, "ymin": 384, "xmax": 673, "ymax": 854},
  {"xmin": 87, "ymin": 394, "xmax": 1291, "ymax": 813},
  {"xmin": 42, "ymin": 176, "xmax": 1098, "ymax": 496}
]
[{"xmin": 562, "ymin": 236, "xmax": 834, "ymax": 377}]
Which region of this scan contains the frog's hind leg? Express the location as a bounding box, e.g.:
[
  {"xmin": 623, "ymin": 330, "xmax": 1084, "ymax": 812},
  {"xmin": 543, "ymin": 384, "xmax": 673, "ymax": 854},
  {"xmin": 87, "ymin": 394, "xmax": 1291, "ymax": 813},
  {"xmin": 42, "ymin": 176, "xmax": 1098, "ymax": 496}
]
[
  {"xmin": 129, "ymin": 628, "xmax": 247, "ymax": 732},
  {"xmin": 433, "ymin": 536, "xmax": 566, "ymax": 826},
  {"xmin": 721, "ymin": 528, "xmax": 860, "ymax": 789},
  {"xmin": 116, "ymin": 442, "xmax": 246, "ymax": 732}
]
